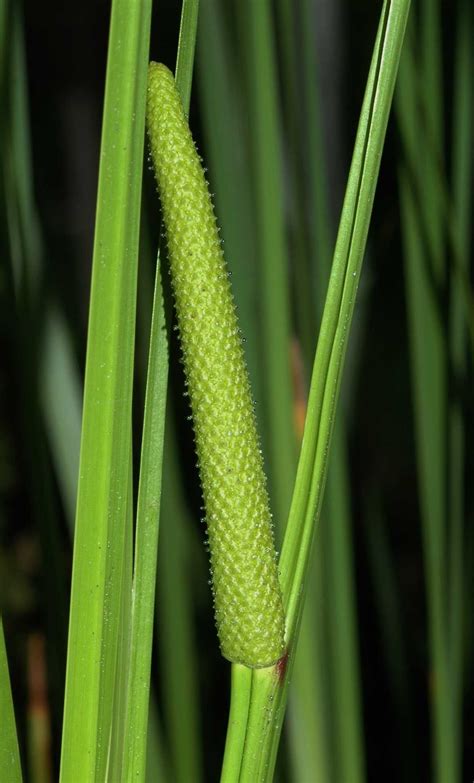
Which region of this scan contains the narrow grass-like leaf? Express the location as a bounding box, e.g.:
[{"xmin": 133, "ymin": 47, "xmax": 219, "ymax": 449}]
[
  {"xmin": 108, "ymin": 460, "xmax": 133, "ymax": 782},
  {"xmin": 281, "ymin": 0, "xmax": 410, "ymax": 654},
  {"xmin": 324, "ymin": 423, "xmax": 365, "ymax": 783},
  {"xmin": 287, "ymin": 569, "xmax": 331, "ymax": 783},
  {"xmin": 236, "ymin": 0, "xmax": 297, "ymax": 530},
  {"xmin": 0, "ymin": 618, "xmax": 22, "ymax": 783},
  {"xmin": 174, "ymin": 0, "xmax": 200, "ymax": 113},
  {"xmin": 59, "ymin": 0, "xmax": 152, "ymax": 778},
  {"xmin": 157, "ymin": 411, "xmax": 202, "ymax": 783},
  {"xmin": 121, "ymin": 265, "xmax": 167, "ymax": 781},
  {"xmin": 300, "ymin": 0, "xmax": 333, "ymax": 327},
  {"xmin": 275, "ymin": 0, "xmax": 315, "ymax": 369},
  {"xmin": 122, "ymin": 5, "xmax": 200, "ymax": 777},
  {"xmin": 221, "ymin": 664, "xmax": 253, "ymax": 780},
  {"xmin": 222, "ymin": 2, "xmax": 411, "ymax": 778},
  {"xmin": 197, "ymin": 0, "xmax": 261, "ymax": 400}
]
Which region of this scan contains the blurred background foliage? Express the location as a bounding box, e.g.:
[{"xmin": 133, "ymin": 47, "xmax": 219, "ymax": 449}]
[{"xmin": 0, "ymin": 0, "xmax": 472, "ymax": 781}]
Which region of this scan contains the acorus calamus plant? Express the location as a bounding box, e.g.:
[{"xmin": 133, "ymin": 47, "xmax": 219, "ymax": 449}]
[{"xmin": 0, "ymin": 0, "xmax": 422, "ymax": 781}]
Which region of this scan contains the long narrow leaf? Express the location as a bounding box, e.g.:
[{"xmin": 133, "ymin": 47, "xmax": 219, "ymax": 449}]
[
  {"xmin": 122, "ymin": 264, "xmax": 167, "ymax": 781},
  {"xmin": 107, "ymin": 463, "xmax": 134, "ymax": 782},
  {"xmin": 122, "ymin": 4, "xmax": 200, "ymax": 778},
  {"xmin": 157, "ymin": 411, "xmax": 203, "ymax": 783},
  {"xmin": 325, "ymin": 423, "xmax": 365, "ymax": 783},
  {"xmin": 237, "ymin": 0, "xmax": 297, "ymax": 530},
  {"xmin": 280, "ymin": 0, "xmax": 409, "ymax": 648},
  {"xmin": 197, "ymin": 0, "xmax": 261, "ymax": 400},
  {"xmin": 0, "ymin": 618, "xmax": 22, "ymax": 783},
  {"xmin": 222, "ymin": 2, "xmax": 411, "ymax": 779},
  {"xmin": 59, "ymin": 1, "xmax": 152, "ymax": 778}
]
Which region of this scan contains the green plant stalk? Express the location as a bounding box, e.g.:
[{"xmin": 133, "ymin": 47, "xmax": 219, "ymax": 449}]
[
  {"xmin": 120, "ymin": 262, "xmax": 167, "ymax": 783},
  {"xmin": 287, "ymin": 566, "xmax": 331, "ymax": 783},
  {"xmin": 325, "ymin": 422, "xmax": 365, "ymax": 783},
  {"xmin": 280, "ymin": 0, "xmax": 410, "ymax": 653},
  {"xmin": 0, "ymin": 618, "xmax": 22, "ymax": 783},
  {"xmin": 122, "ymin": 4, "xmax": 200, "ymax": 778},
  {"xmin": 59, "ymin": 0, "xmax": 152, "ymax": 778},
  {"xmin": 174, "ymin": 0, "xmax": 200, "ymax": 113},
  {"xmin": 158, "ymin": 409, "xmax": 203, "ymax": 783},
  {"xmin": 222, "ymin": 1, "xmax": 410, "ymax": 778},
  {"xmin": 221, "ymin": 665, "xmax": 253, "ymax": 779},
  {"xmin": 108, "ymin": 463, "xmax": 134, "ymax": 782},
  {"xmin": 147, "ymin": 62, "xmax": 285, "ymax": 668}
]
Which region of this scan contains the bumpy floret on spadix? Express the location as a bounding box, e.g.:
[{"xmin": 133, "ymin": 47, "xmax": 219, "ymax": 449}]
[{"xmin": 146, "ymin": 62, "xmax": 286, "ymax": 667}]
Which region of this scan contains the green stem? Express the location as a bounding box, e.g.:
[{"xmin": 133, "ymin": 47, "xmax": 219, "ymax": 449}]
[
  {"xmin": 0, "ymin": 618, "xmax": 22, "ymax": 783},
  {"xmin": 221, "ymin": 0, "xmax": 411, "ymax": 778},
  {"xmin": 221, "ymin": 665, "xmax": 253, "ymax": 782}
]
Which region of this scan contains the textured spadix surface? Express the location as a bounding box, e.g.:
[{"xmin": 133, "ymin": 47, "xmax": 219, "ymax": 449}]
[{"xmin": 147, "ymin": 62, "xmax": 285, "ymax": 667}]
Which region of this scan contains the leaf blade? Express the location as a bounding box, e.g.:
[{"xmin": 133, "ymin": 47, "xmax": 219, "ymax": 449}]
[
  {"xmin": 0, "ymin": 619, "xmax": 22, "ymax": 783},
  {"xmin": 59, "ymin": 1, "xmax": 152, "ymax": 779},
  {"xmin": 225, "ymin": 2, "xmax": 411, "ymax": 778}
]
